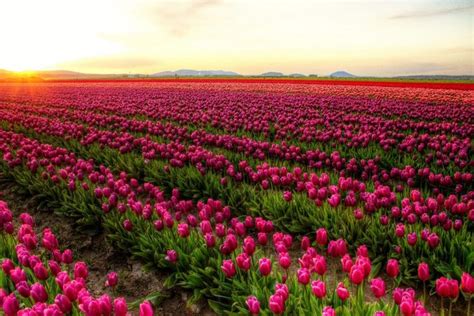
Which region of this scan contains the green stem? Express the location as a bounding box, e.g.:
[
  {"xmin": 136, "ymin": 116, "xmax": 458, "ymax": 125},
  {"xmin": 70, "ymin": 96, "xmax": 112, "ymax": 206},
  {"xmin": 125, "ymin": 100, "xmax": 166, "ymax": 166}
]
[
  {"xmin": 448, "ymin": 300, "xmax": 452, "ymax": 316},
  {"xmin": 423, "ymin": 281, "xmax": 426, "ymax": 306},
  {"xmin": 441, "ymin": 298, "xmax": 444, "ymax": 316},
  {"xmin": 467, "ymin": 296, "xmax": 471, "ymax": 316}
]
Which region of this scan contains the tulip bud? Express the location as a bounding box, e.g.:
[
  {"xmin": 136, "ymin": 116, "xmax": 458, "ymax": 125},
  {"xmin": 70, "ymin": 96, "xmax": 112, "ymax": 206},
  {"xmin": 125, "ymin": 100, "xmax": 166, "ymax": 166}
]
[
  {"xmin": 246, "ymin": 296, "xmax": 260, "ymax": 315},
  {"xmin": 221, "ymin": 259, "xmax": 236, "ymax": 278},
  {"xmin": 311, "ymin": 280, "xmax": 326, "ymax": 298},
  {"xmin": 417, "ymin": 262, "xmax": 430, "ymax": 282},
  {"xmin": 258, "ymin": 258, "xmax": 272, "ymax": 276},
  {"xmin": 386, "ymin": 259, "xmax": 399, "ymax": 278},
  {"xmin": 336, "ymin": 282, "xmax": 350, "ymax": 301}
]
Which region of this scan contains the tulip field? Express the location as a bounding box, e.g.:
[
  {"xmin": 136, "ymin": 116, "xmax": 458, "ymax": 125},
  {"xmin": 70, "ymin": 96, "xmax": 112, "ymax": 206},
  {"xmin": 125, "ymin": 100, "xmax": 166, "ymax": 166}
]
[{"xmin": 0, "ymin": 79, "xmax": 473, "ymax": 315}]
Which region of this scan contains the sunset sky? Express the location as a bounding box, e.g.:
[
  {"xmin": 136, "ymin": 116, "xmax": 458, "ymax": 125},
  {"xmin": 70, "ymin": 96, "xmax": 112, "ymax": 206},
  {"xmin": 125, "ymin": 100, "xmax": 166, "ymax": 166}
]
[{"xmin": 0, "ymin": 0, "xmax": 472, "ymax": 76}]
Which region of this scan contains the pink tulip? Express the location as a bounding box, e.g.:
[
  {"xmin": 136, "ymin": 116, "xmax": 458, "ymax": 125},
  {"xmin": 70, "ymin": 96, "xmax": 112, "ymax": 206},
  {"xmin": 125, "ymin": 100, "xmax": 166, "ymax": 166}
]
[
  {"xmin": 370, "ymin": 278, "xmax": 386, "ymax": 298},
  {"xmin": 139, "ymin": 300, "xmax": 154, "ymax": 316},
  {"xmin": 246, "ymin": 296, "xmax": 260, "ymax": 315},
  {"xmin": 297, "ymin": 268, "xmax": 311, "ymax": 285},
  {"xmin": 165, "ymin": 250, "xmax": 178, "ymax": 263},
  {"xmin": 74, "ymin": 261, "xmax": 89, "ymax": 280},
  {"xmin": 259, "ymin": 258, "xmax": 272, "ymax": 276},
  {"xmin": 221, "ymin": 259, "xmax": 236, "ymax": 278},
  {"xmin": 54, "ymin": 294, "xmax": 72, "ymax": 313},
  {"xmin": 311, "ymin": 280, "xmax": 326, "ymax": 298},
  {"xmin": 114, "ymin": 297, "xmax": 128, "ymax": 316},
  {"xmin": 268, "ymin": 294, "xmax": 285, "ymax": 314},
  {"xmin": 417, "ymin": 262, "xmax": 430, "ymax": 282},
  {"xmin": 316, "ymin": 228, "xmax": 328, "ymax": 246},
  {"xmin": 3, "ymin": 294, "xmax": 19, "ymax": 316},
  {"xmin": 386, "ymin": 259, "xmax": 399, "ymax": 278},
  {"xmin": 461, "ymin": 272, "xmax": 474, "ymax": 294},
  {"xmin": 105, "ymin": 272, "xmax": 118, "ymax": 287},
  {"xmin": 336, "ymin": 282, "xmax": 350, "ymax": 301}
]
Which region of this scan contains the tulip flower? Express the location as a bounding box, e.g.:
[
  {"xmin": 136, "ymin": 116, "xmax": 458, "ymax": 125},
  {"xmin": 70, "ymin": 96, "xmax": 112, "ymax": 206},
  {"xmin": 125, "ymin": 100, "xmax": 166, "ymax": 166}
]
[
  {"xmin": 221, "ymin": 259, "xmax": 236, "ymax": 278},
  {"xmin": 243, "ymin": 236, "xmax": 256, "ymax": 255},
  {"xmin": 268, "ymin": 294, "xmax": 285, "ymax": 314},
  {"xmin": 177, "ymin": 223, "xmax": 190, "ymax": 238},
  {"xmin": 336, "ymin": 282, "xmax": 350, "ymax": 301},
  {"xmin": 123, "ymin": 219, "xmax": 133, "ymax": 231},
  {"xmin": 139, "ymin": 300, "xmax": 154, "ymax": 316},
  {"xmin": 30, "ymin": 283, "xmax": 48, "ymax": 303},
  {"xmin": 236, "ymin": 253, "xmax": 251, "ymax": 272},
  {"xmin": 427, "ymin": 232, "xmax": 440, "ymax": 248},
  {"xmin": 74, "ymin": 261, "xmax": 89, "ymax": 280},
  {"xmin": 54, "ymin": 294, "xmax": 72, "ymax": 313},
  {"xmin": 2, "ymin": 294, "xmax": 19, "ymax": 316},
  {"xmin": 246, "ymin": 296, "xmax": 260, "ymax": 315},
  {"xmin": 259, "ymin": 258, "xmax": 272, "ymax": 276},
  {"xmin": 114, "ymin": 297, "xmax": 128, "ymax": 316},
  {"xmin": 322, "ymin": 306, "xmax": 335, "ymax": 316},
  {"xmin": 165, "ymin": 250, "xmax": 178, "ymax": 263},
  {"xmin": 105, "ymin": 272, "xmax": 118, "ymax": 287},
  {"xmin": 311, "ymin": 280, "xmax": 326, "ymax": 298},
  {"xmin": 278, "ymin": 252, "xmax": 291, "ymax": 270},
  {"xmin": 461, "ymin": 272, "xmax": 474, "ymax": 294},
  {"xmin": 297, "ymin": 268, "xmax": 311, "ymax": 285},
  {"xmin": 370, "ymin": 278, "xmax": 386, "ymax": 298},
  {"xmin": 316, "ymin": 228, "xmax": 328, "ymax": 246},
  {"xmin": 386, "ymin": 259, "xmax": 399, "ymax": 278},
  {"xmin": 349, "ymin": 265, "xmax": 364, "ymax": 285}
]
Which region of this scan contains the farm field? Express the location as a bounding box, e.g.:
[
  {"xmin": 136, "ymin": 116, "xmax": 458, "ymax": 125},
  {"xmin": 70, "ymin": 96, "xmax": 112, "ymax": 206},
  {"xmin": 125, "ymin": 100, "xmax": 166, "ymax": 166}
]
[{"xmin": 0, "ymin": 80, "xmax": 473, "ymax": 315}]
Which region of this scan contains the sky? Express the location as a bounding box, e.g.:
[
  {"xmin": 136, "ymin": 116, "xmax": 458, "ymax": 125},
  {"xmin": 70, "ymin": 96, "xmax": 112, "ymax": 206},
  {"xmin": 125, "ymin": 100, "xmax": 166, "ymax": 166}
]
[{"xmin": 0, "ymin": 0, "xmax": 472, "ymax": 76}]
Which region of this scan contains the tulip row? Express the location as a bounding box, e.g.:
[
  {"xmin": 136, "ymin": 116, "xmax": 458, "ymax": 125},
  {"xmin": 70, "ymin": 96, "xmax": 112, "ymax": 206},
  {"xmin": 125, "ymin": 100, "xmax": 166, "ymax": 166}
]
[
  {"xmin": 0, "ymin": 117, "xmax": 472, "ymax": 287},
  {"xmin": 1, "ymin": 104, "xmax": 471, "ymax": 192},
  {"xmin": 0, "ymin": 125, "xmax": 472, "ymax": 315},
  {"xmin": 0, "ymin": 200, "xmax": 154, "ymax": 316}
]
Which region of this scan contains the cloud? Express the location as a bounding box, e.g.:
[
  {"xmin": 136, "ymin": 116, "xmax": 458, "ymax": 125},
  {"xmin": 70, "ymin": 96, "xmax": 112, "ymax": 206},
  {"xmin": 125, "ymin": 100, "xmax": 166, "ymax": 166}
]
[
  {"xmin": 390, "ymin": 4, "xmax": 473, "ymax": 19},
  {"xmin": 147, "ymin": 0, "xmax": 223, "ymax": 37}
]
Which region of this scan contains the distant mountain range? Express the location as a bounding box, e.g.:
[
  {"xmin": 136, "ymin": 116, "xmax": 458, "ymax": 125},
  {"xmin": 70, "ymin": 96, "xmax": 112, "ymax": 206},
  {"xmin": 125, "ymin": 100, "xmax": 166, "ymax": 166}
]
[
  {"xmin": 152, "ymin": 69, "xmax": 240, "ymax": 77},
  {"xmin": 0, "ymin": 68, "xmax": 471, "ymax": 81}
]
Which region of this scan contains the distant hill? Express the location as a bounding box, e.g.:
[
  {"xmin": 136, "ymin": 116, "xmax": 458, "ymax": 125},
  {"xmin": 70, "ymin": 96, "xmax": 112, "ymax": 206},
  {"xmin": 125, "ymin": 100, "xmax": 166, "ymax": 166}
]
[
  {"xmin": 260, "ymin": 72, "xmax": 284, "ymax": 77},
  {"xmin": 289, "ymin": 73, "xmax": 306, "ymax": 78},
  {"xmin": 152, "ymin": 69, "xmax": 240, "ymax": 77},
  {"xmin": 329, "ymin": 71, "xmax": 356, "ymax": 78}
]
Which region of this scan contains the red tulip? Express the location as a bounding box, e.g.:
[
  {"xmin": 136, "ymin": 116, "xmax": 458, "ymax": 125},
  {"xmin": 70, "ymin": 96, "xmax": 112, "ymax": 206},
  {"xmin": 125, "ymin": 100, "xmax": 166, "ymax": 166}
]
[
  {"xmin": 316, "ymin": 228, "xmax": 328, "ymax": 246},
  {"xmin": 278, "ymin": 252, "xmax": 291, "ymax": 270},
  {"xmin": 349, "ymin": 265, "xmax": 364, "ymax": 285},
  {"xmin": 417, "ymin": 262, "xmax": 430, "ymax": 282},
  {"xmin": 386, "ymin": 259, "xmax": 399, "ymax": 278},
  {"xmin": 461, "ymin": 272, "xmax": 474, "ymax": 294}
]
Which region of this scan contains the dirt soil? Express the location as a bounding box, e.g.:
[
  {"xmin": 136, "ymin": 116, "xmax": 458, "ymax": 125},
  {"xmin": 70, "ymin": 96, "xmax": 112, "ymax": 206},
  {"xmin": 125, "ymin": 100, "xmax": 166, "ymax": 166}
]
[{"xmin": 0, "ymin": 181, "xmax": 215, "ymax": 316}]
